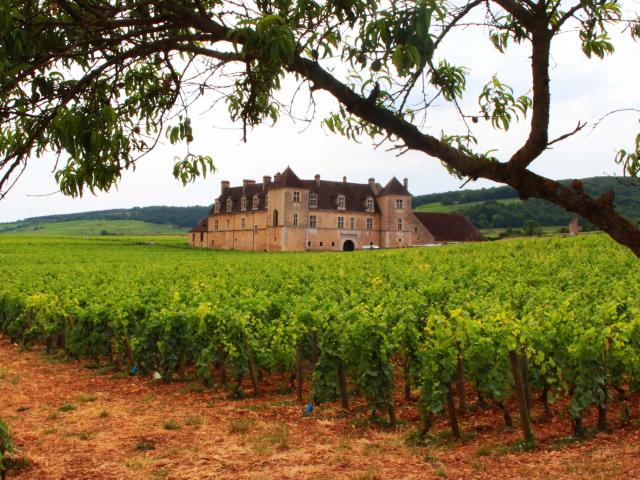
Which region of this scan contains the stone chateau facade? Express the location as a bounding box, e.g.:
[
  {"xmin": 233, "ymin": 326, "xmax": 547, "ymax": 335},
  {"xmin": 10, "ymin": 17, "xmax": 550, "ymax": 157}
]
[{"xmin": 189, "ymin": 167, "xmax": 484, "ymax": 252}]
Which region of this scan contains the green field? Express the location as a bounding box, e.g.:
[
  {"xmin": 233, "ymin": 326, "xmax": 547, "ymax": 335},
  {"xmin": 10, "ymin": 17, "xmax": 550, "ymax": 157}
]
[
  {"xmin": 413, "ymin": 197, "xmax": 521, "ymax": 213},
  {"xmin": 0, "ymin": 219, "xmax": 189, "ymax": 236},
  {"xmin": 2, "ymin": 233, "xmax": 639, "ymax": 443}
]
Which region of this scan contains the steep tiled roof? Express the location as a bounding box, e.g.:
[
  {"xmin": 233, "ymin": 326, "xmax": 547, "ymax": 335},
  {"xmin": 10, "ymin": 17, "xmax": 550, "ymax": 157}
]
[
  {"xmin": 413, "ymin": 213, "xmax": 486, "ymax": 243},
  {"xmin": 302, "ymin": 179, "xmax": 379, "ymax": 212},
  {"xmin": 379, "ymin": 177, "xmax": 410, "ymax": 196},
  {"xmin": 271, "ymin": 166, "xmax": 306, "ymax": 189},
  {"xmin": 213, "ymin": 182, "xmax": 267, "ymax": 214},
  {"xmin": 189, "ymin": 217, "xmax": 208, "ymax": 233}
]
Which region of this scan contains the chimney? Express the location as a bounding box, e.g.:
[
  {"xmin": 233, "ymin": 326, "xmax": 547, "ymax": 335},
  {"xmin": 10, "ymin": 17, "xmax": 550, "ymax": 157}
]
[
  {"xmin": 221, "ymin": 180, "xmax": 230, "ymax": 192},
  {"xmin": 368, "ymin": 177, "xmax": 375, "ymax": 189},
  {"xmin": 263, "ymin": 176, "xmax": 271, "ymax": 190},
  {"xmin": 243, "ymin": 179, "xmax": 255, "ymax": 188},
  {"xmin": 314, "ymin": 174, "xmax": 320, "ymax": 186},
  {"xmin": 343, "ymin": 176, "xmax": 347, "ymax": 183},
  {"xmin": 403, "ymin": 178, "xmax": 408, "ymax": 189},
  {"xmin": 274, "ymin": 172, "xmax": 281, "ymax": 182}
]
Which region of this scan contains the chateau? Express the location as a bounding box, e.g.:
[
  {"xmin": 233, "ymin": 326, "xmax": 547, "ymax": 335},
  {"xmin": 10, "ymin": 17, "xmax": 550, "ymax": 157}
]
[{"xmin": 189, "ymin": 167, "xmax": 484, "ymax": 251}]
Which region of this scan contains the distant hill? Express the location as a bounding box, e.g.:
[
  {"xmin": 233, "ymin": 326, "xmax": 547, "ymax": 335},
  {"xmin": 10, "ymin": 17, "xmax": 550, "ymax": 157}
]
[
  {"xmin": 0, "ymin": 219, "xmax": 189, "ymax": 236},
  {"xmin": 412, "ymin": 176, "xmax": 640, "ymax": 229},
  {"xmin": 1, "ymin": 205, "xmax": 210, "ymax": 235}
]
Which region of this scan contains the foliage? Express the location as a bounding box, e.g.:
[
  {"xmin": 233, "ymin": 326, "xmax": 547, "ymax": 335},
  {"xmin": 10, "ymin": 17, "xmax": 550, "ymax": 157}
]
[
  {"xmin": 1, "ymin": 234, "xmax": 640, "ymax": 437},
  {"xmin": 0, "ymin": 418, "xmax": 13, "ymax": 478}
]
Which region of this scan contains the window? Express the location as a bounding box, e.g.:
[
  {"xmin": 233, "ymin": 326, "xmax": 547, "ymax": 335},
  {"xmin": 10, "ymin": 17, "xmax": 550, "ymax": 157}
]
[
  {"xmin": 214, "ymin": 220, "xmax": 219, "ymax": 231},
  {"xmin": 253, "ymin": 195, "xmax": 259, "ymax": 210},
  {"xmin": 396, "ymin": 199, "xmax": 404, "ymax": 209},
  {"xmin": 397, "ymin": 218, "xmax": 403, "ymax": 231},
  {"xmin": 366, "ymin": 218, "xmax": 373, "ymax": 230},
  {"xmin": 309, "ymin": 215, "xmax": 317, "ymax": 228},
  {"xmin": 273, "ymin": 209, "xmax": 279, "ymax": 227},
  {"xmin": 226, "ymin": 219, "xmax": 230, "ymax": 229},
  {"xmin": 331, "ymin": 241, "xmax": 335, "ymax": 246},
  {"xmin": 214, "ymin": 201, "xmax": 220, "ymax": 214},
  {"xmin": 366, "ymin": 197, "xmax": 374, "ymax": 212},
  {"xmin": 226, "ymin": 198, "xmax": 233, "ymax": 212},
  {"xmin": 200, "ymin": 232, "xmax": 204, "ymax": 242},
  {"xmin": 319, "ymin": 241, "xmax": 324, "ymax": 246},
  {"xmin": 293, "ymin": 213, "xmax": 299, "ymax": 226},
  {"xmin": 292, "ymin": 191, "xmax": 300, "ymax": 203},
  {"xmin": 191, "ymin": 233, "xmax": 195, "ymax": 241},
  {"xmin": 337, "ymin": 216, "xmax": 344, "ymax": 229},
  {"xmin": 307, "ymin": 241, "xmax": 311, "ymax": 247},
  {"xmin": 309, "ymin": 192, "xmax": 318, "ymax": 207},
  {"xmin": 241, "ymin": 197, "xmax": 247, "ymax": 211},
  {"xmin": 241, "ymin": 218, "xmax": 246, "ymax": 229},
  {"xmin": 349, "ymin": 217, "xmax": 355, "ymax": 229},
  {"xmin": 337, "ymin": 194, "xmax": 346, "ymax": 209}
]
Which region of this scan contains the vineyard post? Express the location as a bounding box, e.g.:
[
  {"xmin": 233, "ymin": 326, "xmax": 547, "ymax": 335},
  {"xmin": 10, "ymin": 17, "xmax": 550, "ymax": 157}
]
[
  {"xmin": 446, "ymin": 385, "xmax": 461, "ymax": 439},
  {"xmin": 337, "ymin": 360, "xmax": 349, "ymax": 410},
  {"xmin": 295, "ymin": 340, "xmax": 303, "ymax": 403},
  {"xmin": 520, "ymin": 345, "xmax": 531, "ymax": 414},
  {"xmin": 311, "ymin": 331, "xmax": 318, "ymax": 366},
  {"xmin": 247, "ymin": 349, "xmax": 261, "ymax": 396},
  {"xmin": 217, "ymin": 347, "xmax": 227, "ymax": 385},
  {"xmin": 457, "ymin": 355, "xmax": 466, "ymax": 414},
  {"xmin": 404, "ymin": 358, "xmax": 411, "ymax": 401},
  {"xmin": 508, "ymin": 350, "xmax": 535, "ymax": 445}
]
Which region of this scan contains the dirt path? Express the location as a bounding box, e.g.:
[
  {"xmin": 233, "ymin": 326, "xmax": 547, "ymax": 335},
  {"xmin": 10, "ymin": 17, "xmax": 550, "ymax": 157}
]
[{"xmin": 1, "ymin": 337, "xmax": 640, "ymax": 479}]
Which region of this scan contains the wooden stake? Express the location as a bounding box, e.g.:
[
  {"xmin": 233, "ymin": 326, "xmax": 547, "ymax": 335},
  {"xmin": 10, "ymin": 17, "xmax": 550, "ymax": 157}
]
[
  {"xmin": 337, "ymin": 360, "xmax": 349, "ymax": 410},
  {"xmin": 446, "ymin": 385, "xmax": 461, "ymax": 438},
  {"xmin": 457, "ymin": 355, "xmax": 466, "ymax": 414},
  {"xmin": 508, "ymin": 350, "xmax": 535, "ymax": 445},
  {"xmin": 295, "ymin": 341, "xmax": 303, "ymax": 403}
]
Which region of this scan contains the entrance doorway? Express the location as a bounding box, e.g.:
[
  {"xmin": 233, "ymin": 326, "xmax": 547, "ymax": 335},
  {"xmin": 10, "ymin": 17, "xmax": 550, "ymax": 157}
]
[{"xmin": 343, "ymin": 240, "xmax": 355, "ymax": 251}]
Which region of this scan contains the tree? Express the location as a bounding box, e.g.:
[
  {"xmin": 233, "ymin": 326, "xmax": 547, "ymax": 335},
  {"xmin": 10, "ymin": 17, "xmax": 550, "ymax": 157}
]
[{"xmin": 1, "ymin": 1, "xmax": 640, "ymax": 254}]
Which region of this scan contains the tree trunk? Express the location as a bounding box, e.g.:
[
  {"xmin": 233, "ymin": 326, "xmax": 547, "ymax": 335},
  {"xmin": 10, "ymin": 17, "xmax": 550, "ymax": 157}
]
[
  {"xmin": 494, "ymin": 400, "xmax": 513, "ymax": 428},
  {"xmin": 247, "ymin": 349, "xmax": 261, "ymax": 396},
  {"xmin": 520, "ymin": 346, "xmax": 531, "ymax": 414},
  {"xmin": 404, "ymin": 358, "xmax": 411, "ymax": 401},
  {"xmin": 218, "ymin": 347, "xmax": 227, "ymax": 385}
]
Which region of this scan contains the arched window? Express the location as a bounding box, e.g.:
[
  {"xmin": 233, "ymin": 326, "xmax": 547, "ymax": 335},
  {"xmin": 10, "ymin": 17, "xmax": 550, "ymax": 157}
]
[
  {"xmin": 252, "ymin": 195, "xmax": 259, "ymax": 209},
  {"xmin": 273, "ymin": 209, "xmax": 279, "ymax": 227},
  {"xmin": 226, "ymin": 198, "xmax": 233, "ymax": 212},
  {"xmin": 309, "ymin": 192, "xmax": 318, "ymax": 207},
  {"xmin": 337, "ymin": 194, "xmax": 346, "ymax": 209},
  {"xmin": 366, "ymin": 196, "xmax": 374, "ymax": 212},
  {"xmin": 241, "ymin": 197, "xmax": 247, "ymax": 211}
]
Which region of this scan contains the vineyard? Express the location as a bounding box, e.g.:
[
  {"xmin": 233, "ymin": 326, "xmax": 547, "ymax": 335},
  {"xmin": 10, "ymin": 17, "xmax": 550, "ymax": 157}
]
[{"xmin": 1, "ymin": 234, "xmax": 640, "ymax": 449}]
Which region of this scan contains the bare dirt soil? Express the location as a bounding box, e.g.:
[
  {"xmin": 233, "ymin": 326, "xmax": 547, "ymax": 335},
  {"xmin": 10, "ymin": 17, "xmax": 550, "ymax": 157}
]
[{"xmin": 1, "ymin": 336, "xmax": 640, "ymax": 479}]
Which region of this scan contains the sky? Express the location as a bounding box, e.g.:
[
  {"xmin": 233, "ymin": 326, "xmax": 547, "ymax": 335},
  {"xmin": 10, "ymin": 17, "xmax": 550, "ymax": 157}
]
[{"xmin": 1, "ymin": 7, "xmax": 639, "ymax": 223}]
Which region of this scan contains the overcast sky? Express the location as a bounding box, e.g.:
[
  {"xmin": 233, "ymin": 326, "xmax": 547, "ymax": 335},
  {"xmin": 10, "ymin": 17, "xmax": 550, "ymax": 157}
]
[{"xmin": 1, "ymin": 10, "xmax": 639, "ymax": 223}]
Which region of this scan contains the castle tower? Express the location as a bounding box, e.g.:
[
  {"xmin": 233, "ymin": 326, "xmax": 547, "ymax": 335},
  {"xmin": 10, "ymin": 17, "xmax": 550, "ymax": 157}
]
[
  {"xmin": 377, "ymin": 177, "xmax": 412, "ymax": 248},
  {"xmin": 266, "ymin": 167, "xmax": 309, "ymax": 251}
]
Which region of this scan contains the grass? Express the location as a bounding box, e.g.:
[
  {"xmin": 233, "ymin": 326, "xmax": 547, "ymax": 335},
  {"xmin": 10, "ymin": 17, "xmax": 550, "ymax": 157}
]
[
  {"xmin": 229, "ymin": 418, "xmax": 252, "ymax": 434},
  {"xmin": 76, "ymin": 393, "xmax": 98, "ymax": 403},
  {"xmin": 413, "ymin": 197, "xmax": 521, "ymax": 213},
  {"xmin": 163, "ymin": 421, "xmax": 181, "ymax": 431},
  {"xmin": 135, "ymin": 440, "xmax": 156, "ymax": 451},
  {"xmin": 98, "ymin": 410, "xmax": 109, "ymax": 418},
  {"xmin": 249, "ymin": 422, "xmax": 290, "ymax": 454},
  {"xmin": 0, "ymin": 219, "xmax": 189, "ymax": 236},
  {"xmin": 353, "ymin": 466, "xmax": 382, "ymax": 480},
  {"xmin": 58, "ymin": 403, "xmax": 76, "ymax": 413},
  {"xmin": 184, "ymin": 415, "xmax": 203, "ymax": 426}
]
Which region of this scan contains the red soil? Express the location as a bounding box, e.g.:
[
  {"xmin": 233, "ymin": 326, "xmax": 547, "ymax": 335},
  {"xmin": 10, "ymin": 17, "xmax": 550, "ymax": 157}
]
[{"xmin": 1, "ymin": 336, "xmax": 640, "ymax": 479}]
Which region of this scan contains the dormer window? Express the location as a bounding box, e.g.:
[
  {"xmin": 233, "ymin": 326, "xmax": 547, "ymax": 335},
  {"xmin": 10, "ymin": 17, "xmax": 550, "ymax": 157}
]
[
  {"xmin": 292, "ymin": 191, "xmax": 301, "ymax": 203},
  {"xmin": 309, "ymin": 192, "xmax": 318, "ymax": 208},
  {"xmin": 366, "ymin": 197, "xmax": 374, "ymax": 212},
  {"xmin": 226, "ymin": 198, "xmax": 233, "ymax": 212},
  {"xmin": 252, "ymin": 195, "xmax": 259, "ymax": 210},
  {"xmin": 396, "ymin": 199, "xmax": 404, "ymax": 209},
  {"xmin": 241, "ymin": 197, "xmax": 247, "ymax": 211},
  {"xmin": 214, "ymin": 201, "xmax": 220, "ymax": 214},
  {"xmin": 337, "ymin": 194, "xmax": 346, "ymax": 210}
]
